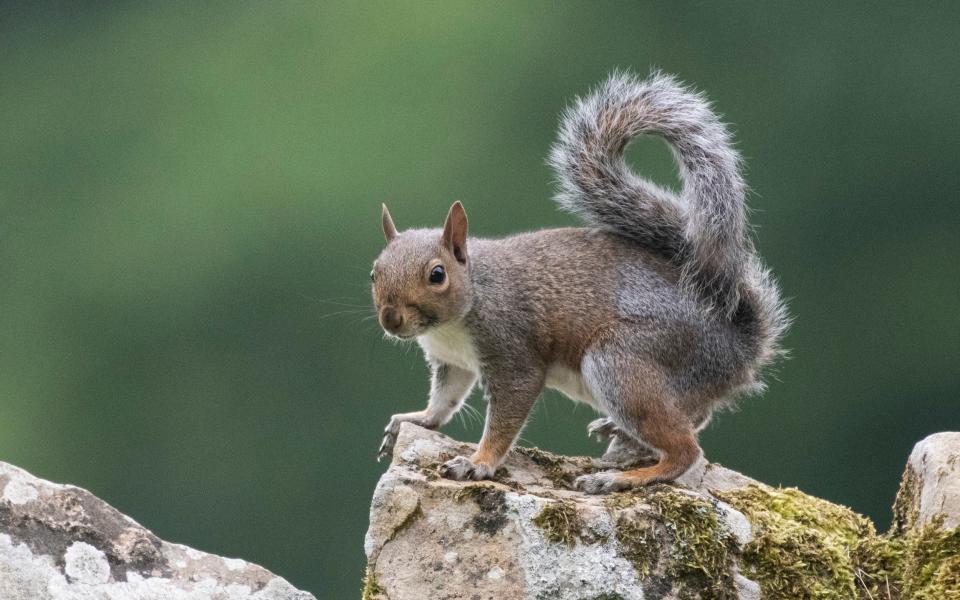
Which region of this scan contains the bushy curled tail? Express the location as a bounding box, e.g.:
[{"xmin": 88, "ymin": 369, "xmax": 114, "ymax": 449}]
[{"xmin": 549, "ymin": 71, "xmax": 748, "ymax": 316}]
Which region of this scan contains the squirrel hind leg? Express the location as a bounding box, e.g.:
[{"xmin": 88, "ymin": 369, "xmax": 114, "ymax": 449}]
[
  {"xmin": 576, "ymin": 344, "xmax": 702, "ymax": 493},
  {"xmin": 576, "ymin": 413, "xmax": 701, "ymax": 492}
]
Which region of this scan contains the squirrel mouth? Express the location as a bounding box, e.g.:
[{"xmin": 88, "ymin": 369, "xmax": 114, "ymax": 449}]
[{"xmin": 386, "ymin": 329, "xmax": 419, "ymax": 340}]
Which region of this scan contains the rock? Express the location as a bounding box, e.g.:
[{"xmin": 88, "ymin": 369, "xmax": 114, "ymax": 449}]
[
  {"xmin": 893, "ymin": 431, "xmax": 960, "ymax": 533},
  {"xmin": 885, "ymin": 432, "xmax": 960, "ymax": 600},
  {"xmin": 365, "ymin": 424, "xmax": 960, "ymax": 600},
  {"xmin": 364, "ymin": 424, "xmax": 766, "ymax": 600},
  {"xmin": 0, "ymin": 461, "xmax": 315, "ymax": 600}
]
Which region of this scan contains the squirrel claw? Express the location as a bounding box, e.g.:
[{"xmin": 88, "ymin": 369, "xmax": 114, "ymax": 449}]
[{"xmin": 377, "ymin": 433, "xmax": 396, "ymax": 462}]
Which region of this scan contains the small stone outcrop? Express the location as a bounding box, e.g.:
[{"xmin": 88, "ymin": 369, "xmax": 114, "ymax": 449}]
[
  {"xmin": 364, "ymin": 425, "xmax": 960, "ymax": 600},
  {"xmin": 0, "ymin": 461, "xmax": 315, "ymax": 599},
  {"xmin": 893, "ymin": 432, "xmax": 960, "ymax": 533}
]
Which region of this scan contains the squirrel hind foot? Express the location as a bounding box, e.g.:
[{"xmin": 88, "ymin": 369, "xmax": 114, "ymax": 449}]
[
  {"xmin": 600, "ymin": 440, "xmax": 659, "ymax": 469},
  {"xmin": 574, "ymin": 471, "xmax": 635, "ymax": 494},
  {"xmin": 576, "ymin": 433, "xmax": 701, "ymax": 494},
  {"xmin": 588, "ymin": 417, "xmax": 659, "ymax": 467},
  {"xmin": 587, "ymin": 417, "xmax": 621, "ymax": 442},
  {"xmin": 575, "ymin": 461, "xmax": 693, "ymax": 494}
]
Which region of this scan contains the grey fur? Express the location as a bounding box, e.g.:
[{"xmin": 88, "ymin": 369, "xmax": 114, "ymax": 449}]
[
  {"xmin": 549, "ymin": 70, "xmax": 788, "ymax": 380},
  {"xmin": 550, "ymin": 71, "xmax": 747, "ymax": 316},
  {"xmin": 372, "ymin": 70, "xmax": 789, "ymax": 490}
]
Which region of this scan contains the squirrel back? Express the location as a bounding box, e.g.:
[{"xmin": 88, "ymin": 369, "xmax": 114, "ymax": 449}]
[{"xmin": 549, "ymin": 71, "xmax": 787, "ymax": 377}]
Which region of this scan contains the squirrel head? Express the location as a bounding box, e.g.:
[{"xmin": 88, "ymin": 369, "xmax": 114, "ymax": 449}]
[{"xmin": 371, "ymin": 201, "xmax": 472, "ymax": 339}]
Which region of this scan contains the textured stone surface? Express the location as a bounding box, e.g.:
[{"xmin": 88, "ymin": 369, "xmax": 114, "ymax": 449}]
[
  {"xmin": 365, "ymin": 424, "xmax": 767, "ymax": 600},
  {"xmin": 366, "ymin": 425, "xmax": 960, "ymax": 600},
  {"xmin": 0, "ymin": 461, "xmax": 315, "ymax": 600},
  {"xmin": 893, "ymin": 431, "xmax": 960, "ymax": 533}
]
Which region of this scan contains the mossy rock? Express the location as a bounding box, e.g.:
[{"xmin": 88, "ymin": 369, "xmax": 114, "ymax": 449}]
[
  {"xmin": 717, "ymin": 484, "xmax": 960, "ymax": 600},
  {"xmin": 901, "ymin": 518, "xmax": 960, "ymax": 599},
  {"xmin": 606, "ymin": 486, "xmax": 739, "ymax": 599},
  {"xmin": 361, "ymin": 567, "xmax": 386, "ymax": 600},
  {"xmin": 532, "ymin": 499, "xmax": 585, "ymax": 546}
]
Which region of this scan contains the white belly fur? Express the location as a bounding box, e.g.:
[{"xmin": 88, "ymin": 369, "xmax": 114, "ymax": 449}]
[
  {"xmin": 417, "ymin": 321, "xmax": 481, "ymax": 373},
  {"xmin": 545, "ymin": 363, "xmax": 600, "ymax": 409},
  {"xmin": 418, "ymin": 323, "xmax": 599, "ymax": 409}
]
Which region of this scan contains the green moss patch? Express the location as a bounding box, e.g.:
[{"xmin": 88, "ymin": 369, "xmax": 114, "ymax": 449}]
[
  {"xmin": 533, "ymin": 500, "xmax": 585, "ymax": 546},
  {"xmin": 901, "ymin": 517, "xmax": 960, "ymax": 599},
  {"xmin": 716, "ymin": 485, "xmax": 873, "ymax": 599},
  {"xmin": 453, "ymin": 483, "xmax": 500, "ymax": 504},
  {"xmin": 607, "ymin": 487, "xmax": 738, "ymax": 599},
  {"xmin": 711, "ymin": 484, "xmax": 960, "ymax": 599},
  {"xmin": 361, "ymin": 567, "xmax": 386, "ymax": 600},
  {"xmin": 852, "ymin": 532, "xmax": 906, "ymax": 598},
  {"xmin": 613, "ymin": 516, "xmax": 659, "ymax": 577},
  {"xmin": 650, "ymin": 489, "xmax": 738, "ymax": 599},
  {"xmin": 892, "ymin": 465, "xmax": 921, "ymax": 535},
  {"xmin": 514, "ymin": 446, "xmax": 574, "ymax": 488}
]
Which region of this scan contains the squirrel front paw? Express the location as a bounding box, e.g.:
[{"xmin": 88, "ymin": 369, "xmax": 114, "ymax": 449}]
[
  {"xmin": 438, "ymin": 455, "xmax": 496, "ymax": 481},
  {"xmin": 377, "ymin": 413, "xmax": 437, "ymax": 462},
  {"xmin": 377, "ymin": 415, "xmax": 411, "ymax": 462},
  {"xmin": 376, "ymin": 419, "xmax": 401, "ymax": 462}
]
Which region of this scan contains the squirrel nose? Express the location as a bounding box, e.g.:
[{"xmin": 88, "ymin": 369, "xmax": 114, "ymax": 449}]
[{"xmin": 379, "ymin": 306, "xmax": 405, "ymax": 333}]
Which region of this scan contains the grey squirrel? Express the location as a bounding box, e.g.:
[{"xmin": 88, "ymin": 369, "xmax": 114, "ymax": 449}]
[{"xmin": 371, "ymin": 71, "xmax": 787, "ymax": 493}]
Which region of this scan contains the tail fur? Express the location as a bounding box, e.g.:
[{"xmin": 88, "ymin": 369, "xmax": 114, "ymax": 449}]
[
  {"xmin": 549, "ymin": 71, "xmax": 748, "ymax": 315},
  {"xmin": 549, "ymin": 71, "xmax": 788, "ymax": 374}
]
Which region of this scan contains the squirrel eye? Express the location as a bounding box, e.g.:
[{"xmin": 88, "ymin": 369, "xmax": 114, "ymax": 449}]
[
  {"xmin": 370, "ymin": 270, "xmax": 375, "ymax": 282},
  {"xmin": 428, "ymin": 265, "xmax": 446, "ymax": 285}
]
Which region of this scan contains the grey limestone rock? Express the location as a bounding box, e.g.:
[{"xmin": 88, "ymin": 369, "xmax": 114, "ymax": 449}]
[
  {"xmin": 0, "ymin": 461, "xmax": 315, "ymax": 600},
  {"xmin": 364, "ymin": 424, "xmax": 765, "ymax": 600},
  {"xmin": 365, "ymin": 424, "xmax": 960, "ymax": 600},
  {"xmin": 893, "ymin": 431, "xmax": 960, "ymax": 533}
]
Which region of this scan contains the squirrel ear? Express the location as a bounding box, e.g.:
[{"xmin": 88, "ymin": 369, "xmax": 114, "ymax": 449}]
[
  {"xmin": 381, "ymin": 203, "xmax": 398, "ymax": 242},
  {"xmin": 442, "ymin": 201, "xmax": 468, "ymax": 264}
]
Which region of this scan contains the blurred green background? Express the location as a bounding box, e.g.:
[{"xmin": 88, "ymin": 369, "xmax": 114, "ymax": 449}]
[{"xmin": 2, "ymin": 1, "xmax": 958, "ymax": 596}]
